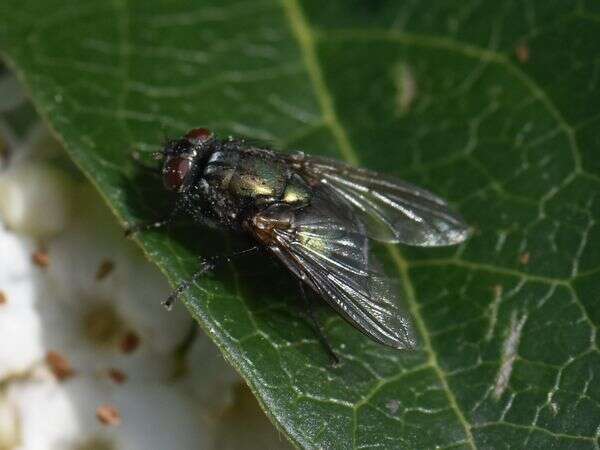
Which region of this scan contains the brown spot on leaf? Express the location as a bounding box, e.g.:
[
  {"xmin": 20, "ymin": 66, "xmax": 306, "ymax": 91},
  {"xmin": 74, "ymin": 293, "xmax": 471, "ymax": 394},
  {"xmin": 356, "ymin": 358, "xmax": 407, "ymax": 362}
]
[
  {"xmin": 519, "ymin": 252, "xmax": 530, "ymax": 265},
  {"xmin": 515, "ymin": 42, "xmax": 530, "ymax": 63},
  {"xmin": 46, "ymin": 350, "xmax": 75, "ymax": 381},
  {"xmin": 96, "ymin": 404, "xmax": 121, "ymax": 426}
]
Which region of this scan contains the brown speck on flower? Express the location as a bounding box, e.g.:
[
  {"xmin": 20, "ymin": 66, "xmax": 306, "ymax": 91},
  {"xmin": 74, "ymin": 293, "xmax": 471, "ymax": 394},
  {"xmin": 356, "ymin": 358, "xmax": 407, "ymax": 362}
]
[
  {"xmin": 0, "ymin": 290, "xmax": 7, "ymax": 305},
  {"xmin": 107, "ymin": 368, "xmax": 128, "ymax": 384},
  {"xmin": 32, "ymin": 248, "xmax": 50, "ymax": 268},
  {"xmin": 95, "ymin": 259, "xmax": 115, "ymax": 281},
  {"xmin": 120, "ymin": 331, "xmax": 140, "ymax": 354},
  {"xmin": 519, "ymin": 252, "xmax": 530, "ymax": 265},
  {"xmin": 515, "ymin": 41, "xmax": 530, "ymax": 63},
  {"xmin": 46, "ymin": 350, "xmax": 75, "ymax": 381},
  {"xmin": 84, "ymin": 305, "xmax": 122, "ymax": 347},
  {"xmin": 96, "ymin": 404, "xmax": 121, "ymax": 426}
]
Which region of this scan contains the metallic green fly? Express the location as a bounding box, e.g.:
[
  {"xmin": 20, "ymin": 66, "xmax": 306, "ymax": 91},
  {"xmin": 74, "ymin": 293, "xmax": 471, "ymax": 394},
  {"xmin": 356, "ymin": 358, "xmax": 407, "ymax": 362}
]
[{"xmin": 127, "ymin": 128, "xmax": 470, "ymax": 363}]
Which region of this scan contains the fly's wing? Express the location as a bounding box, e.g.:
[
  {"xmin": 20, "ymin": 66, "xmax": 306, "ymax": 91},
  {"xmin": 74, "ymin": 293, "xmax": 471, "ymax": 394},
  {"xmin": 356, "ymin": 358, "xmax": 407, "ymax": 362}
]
[
  {"xmin": 259, "ymin": 189, "xmax": 417, "ymax": 349},
  {"xmin": 289, "ymin": 154, "xmax": 470, "ymax": 246}
]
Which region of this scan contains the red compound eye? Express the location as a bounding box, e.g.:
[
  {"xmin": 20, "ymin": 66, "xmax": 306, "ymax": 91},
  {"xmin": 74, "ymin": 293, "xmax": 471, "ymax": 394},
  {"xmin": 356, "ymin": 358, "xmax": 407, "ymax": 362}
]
[
  {"xmin": 185, "ymin": 128, "xmax": 213, "ymax": 144},
  {"xmin": 163, "ymin": 156, "xmax": 192, "ymax": 191}
]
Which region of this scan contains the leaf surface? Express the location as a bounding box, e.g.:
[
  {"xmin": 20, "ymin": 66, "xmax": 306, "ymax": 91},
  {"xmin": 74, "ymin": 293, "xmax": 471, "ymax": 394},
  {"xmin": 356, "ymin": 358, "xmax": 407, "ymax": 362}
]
[{"xmin": 1, "ymin": 1, "xmax": 600, "ymax": 448}]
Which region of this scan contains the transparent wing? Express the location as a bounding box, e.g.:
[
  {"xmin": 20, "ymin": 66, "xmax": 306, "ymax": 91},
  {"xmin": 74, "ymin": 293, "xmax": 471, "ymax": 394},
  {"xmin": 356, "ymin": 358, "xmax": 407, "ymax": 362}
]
[
  {"xmin": 291, "ymin": 154, "xmax": 471, "ymax": 246},
  {"xmin": 262, "ymin": 189, "xmax": 417, "ymax": 349}
]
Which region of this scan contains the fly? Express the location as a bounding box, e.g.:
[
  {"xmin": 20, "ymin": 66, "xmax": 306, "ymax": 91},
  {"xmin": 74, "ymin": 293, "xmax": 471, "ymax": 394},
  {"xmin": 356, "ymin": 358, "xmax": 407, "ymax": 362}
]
[{"xmin": 126, "ymin": 128, "xmax": 471, "ymax": 364}]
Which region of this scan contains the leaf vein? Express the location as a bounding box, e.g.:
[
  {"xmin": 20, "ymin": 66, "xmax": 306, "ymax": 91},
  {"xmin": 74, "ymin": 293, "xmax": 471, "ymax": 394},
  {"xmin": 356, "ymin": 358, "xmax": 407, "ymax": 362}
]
[{"xmin": 281, "ymin": 1, "xmax": 478, "ymax": 448}]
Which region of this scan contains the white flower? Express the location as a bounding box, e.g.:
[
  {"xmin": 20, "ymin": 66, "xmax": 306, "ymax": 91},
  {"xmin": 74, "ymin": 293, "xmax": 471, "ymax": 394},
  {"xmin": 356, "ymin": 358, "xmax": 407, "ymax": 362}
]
[
  {"xmin": 0, "ymin": 162, "xmax": 71, "ymax": 238},
  {"xmin": 185, "ymin": 333, "xmax": 241, "ymax": 415},
  {"xmin": 4, "ymin": 376, "xmax": 213, "ymax": 450},
  {"xmin": 0, "ymin": 227, "xmax": 44, "ymax": 379},
  {"xmin": 0, "ymin": 128, "xmax": 221, "ymax": 448}
]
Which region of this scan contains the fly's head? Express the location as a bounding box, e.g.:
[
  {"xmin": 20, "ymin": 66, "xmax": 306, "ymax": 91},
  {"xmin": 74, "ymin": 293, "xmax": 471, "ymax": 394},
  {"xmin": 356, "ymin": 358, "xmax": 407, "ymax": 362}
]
[{"xmin": 160, "ymin": 128, "xmax": 214, "ymax": 193}]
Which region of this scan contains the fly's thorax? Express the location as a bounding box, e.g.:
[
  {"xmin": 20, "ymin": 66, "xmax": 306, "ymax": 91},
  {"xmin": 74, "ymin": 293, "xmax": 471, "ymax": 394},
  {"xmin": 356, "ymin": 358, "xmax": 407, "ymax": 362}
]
[
  {"xmin": 228, "ymin": 153, "xmax": 287, "ymax": 201},
  {"xmin": 203, "ymin": 150, "xmax": 237, "ymax": 189},
  {"xmin": 198, "ymin": 149, "xmax": 242, "ymax": 226},
  {"xmin": 198, "ymin": 147, "xmax": 313, "ymax": 230},
  {"xmin": 281, "ymin": 173, "xmax": 311, "ymax": 206}
]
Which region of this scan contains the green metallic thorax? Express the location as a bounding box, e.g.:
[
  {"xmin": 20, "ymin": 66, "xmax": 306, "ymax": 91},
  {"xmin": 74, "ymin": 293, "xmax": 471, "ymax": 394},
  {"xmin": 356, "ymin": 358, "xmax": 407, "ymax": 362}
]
[
  {"xmin": 229, "ymin": 154, "xmax": 287, "ymax": 200},
  {"xmin": 201, "ymin": 147, "xmax": 312, "ymax": 227},
  {"xmin": 281, "ymin": 173, "xmax": 312, "ymax": 205}
]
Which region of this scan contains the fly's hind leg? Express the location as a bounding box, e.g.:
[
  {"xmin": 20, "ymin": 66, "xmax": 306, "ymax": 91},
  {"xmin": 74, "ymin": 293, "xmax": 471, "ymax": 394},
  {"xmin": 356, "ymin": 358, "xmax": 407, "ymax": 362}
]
[
  {"xmin": 163, "ymin": 246, "xmax": 260, "ymax": 309},
  {"xmin": 299, "ymin": 281, "xmax": 340, "ymax": 367},
  {"xmin": 246, "ymin": 204, "xmax": 340, "ymax": 366}
]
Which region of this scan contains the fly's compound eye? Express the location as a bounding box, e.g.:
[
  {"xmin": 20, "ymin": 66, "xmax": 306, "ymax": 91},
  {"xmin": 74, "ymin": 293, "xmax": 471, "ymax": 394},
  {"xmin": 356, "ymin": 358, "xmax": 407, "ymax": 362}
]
[
  {"xmin": 163, "ymin": 156, "xmax": 192, "ymax": 192},
  {"xmin": 185, "ymin": 128, "xmax": 213, "ymax": 145}
]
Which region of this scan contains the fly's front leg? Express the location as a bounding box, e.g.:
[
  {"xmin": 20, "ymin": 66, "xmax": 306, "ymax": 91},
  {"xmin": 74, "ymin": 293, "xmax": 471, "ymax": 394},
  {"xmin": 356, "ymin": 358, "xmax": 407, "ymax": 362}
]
[{"xmin": 125, "ymin": 197, "xmax": 187, "ymax": 237}]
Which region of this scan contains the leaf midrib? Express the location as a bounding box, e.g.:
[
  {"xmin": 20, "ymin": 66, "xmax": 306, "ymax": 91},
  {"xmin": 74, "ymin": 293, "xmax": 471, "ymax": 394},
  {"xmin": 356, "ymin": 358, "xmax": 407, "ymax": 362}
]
[{"xmin": 281, "ymin": 0, "xmax": 478, "ymax": 448}]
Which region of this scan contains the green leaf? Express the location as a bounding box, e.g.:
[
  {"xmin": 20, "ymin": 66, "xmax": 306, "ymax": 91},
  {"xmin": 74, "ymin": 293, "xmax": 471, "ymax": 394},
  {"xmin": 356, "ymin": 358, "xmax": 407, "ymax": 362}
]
[{"xmin": 2, "ymin": 1, "xmax": 600, "ymax": 448}]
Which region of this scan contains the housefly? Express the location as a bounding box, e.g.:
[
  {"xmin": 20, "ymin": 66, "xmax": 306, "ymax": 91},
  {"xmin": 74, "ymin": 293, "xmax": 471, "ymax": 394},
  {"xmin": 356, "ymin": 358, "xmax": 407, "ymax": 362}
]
[{"xmin": 127, "ymin": 128, "xmax": 470, "ymax": 362}]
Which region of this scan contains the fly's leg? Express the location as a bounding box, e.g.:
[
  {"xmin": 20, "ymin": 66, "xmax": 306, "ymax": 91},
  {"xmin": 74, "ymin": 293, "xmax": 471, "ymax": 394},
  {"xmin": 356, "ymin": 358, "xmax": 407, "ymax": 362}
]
[
  {"xmin": 299, "ymin": 282, "xmax": 340, "ymax": 367},
  {"xmin": 125, "ymin": 197, "xmax": 186, "ymax": 237},
  {"xmin": 125, "ymin": 151, "xmax": 171, "ymax": 237},
  {"xmin": 163, "ymin": 246, "xmax": 260, "ymax": 309}
]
